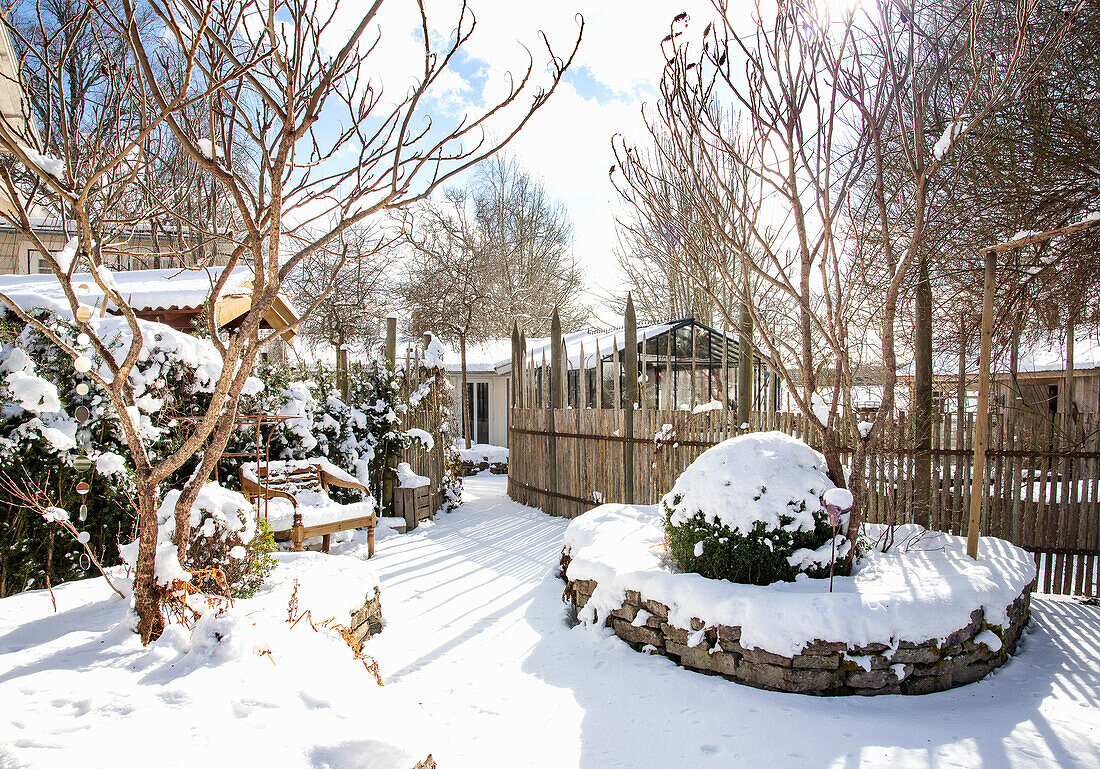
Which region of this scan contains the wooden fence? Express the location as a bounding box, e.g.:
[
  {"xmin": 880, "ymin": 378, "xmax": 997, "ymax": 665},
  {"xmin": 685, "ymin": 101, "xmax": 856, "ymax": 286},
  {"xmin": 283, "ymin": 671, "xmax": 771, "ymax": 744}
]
[{"xmin": 508, "ymin": 407, "xmax": 1100, "ymax": 596}]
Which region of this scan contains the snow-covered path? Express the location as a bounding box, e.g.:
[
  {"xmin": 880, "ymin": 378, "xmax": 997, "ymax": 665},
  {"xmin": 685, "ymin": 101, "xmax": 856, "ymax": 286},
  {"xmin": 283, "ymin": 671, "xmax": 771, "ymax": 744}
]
[{"xmin": 353, "ymin": 474, "xmax": 1100, "ymax": 769}]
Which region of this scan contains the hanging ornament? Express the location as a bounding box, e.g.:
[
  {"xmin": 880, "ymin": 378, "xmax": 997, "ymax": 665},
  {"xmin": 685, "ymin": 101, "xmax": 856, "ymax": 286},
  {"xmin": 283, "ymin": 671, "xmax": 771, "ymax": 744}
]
[
  {"xmin": 72, "ymin": 455, "xmax": 93, "ymax": 472},
  {"xmin": 76, "ymin": 531, "xmax": 90, "ymax": 544},
  {"xmin": 76, "ymin": 481, "xmax": 90, "ymax": 495},
  {"xmin": 73, "ymin": 356, "xmax": 91, "ymax": 373},
  {"xmin": 79, "ymin": 552, "xmax": 91, "ymax": 571},
  {"xmin": 75, "ymin": 382, "xmax": 89, "ymax": 396},
  {"xmin": 76, "ymin": 333, "xmax": 90, "ymax": 346},
  {"xmin": 75, "ymin": 405, "xmax": 90, "ymax": 423},
  {"xmin": 78, "ymin": 504, "xmax": 88, "ymax": 522},
  {"xmin": 75, "ymin": 305, "xmax": 93, "ymax": 323}
]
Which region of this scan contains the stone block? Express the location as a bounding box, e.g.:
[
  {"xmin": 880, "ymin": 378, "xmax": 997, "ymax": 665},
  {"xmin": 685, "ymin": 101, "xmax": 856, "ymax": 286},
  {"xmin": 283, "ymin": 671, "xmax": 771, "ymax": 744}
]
[
  {"xmin": 952, "ymin": 658, "xmax": 1001, "ymax": 686},
  {"xmin": 574, "ymin": 591, "xmax": 590, "ymax": 609},
  {"xmin": 737, "ymin": 662, "xmax": 841, "ymax": 693},
  {"xmin": 740, "ymin": 647, "xmax": 793, "ymax": 667},
  {"xmin": 735, "ymin": 661, "xmax": 788, "ymax": 690},
  {"xmin": 610, "ymin": 604, "xmax": 639, "ymax": 622},
  {"xmin": 716, "ymin": 624, "xmax": 742, "ymax": 645},
  {"xmin": 792, "ymin": 653, "xmax": 841, "ymax": 670},
  {"xmin": 802, "ymin": 639, "xmax": 847, "ymax": 655},
  {"xmin": 572, "ymin": 579, "xmax": 597, "ymax": 596},
  {"xmin": 661, "ymin": 623, "xmax": 690, "ymax": 645},
  {"xmin": 643, "ymin": 599, "xmax": 669, "ymax": 619},
  {"xmin": 851, "ymin": 642, "xmax": 890, "ymax": 655},
  {"xmin": 612, "ymin": 617, "xmax": 664, "ymax": 649},
  {"xmin": 624, "ymin": 589, "xmax": 642, "ymax": 605},
  {"xmin": 690, "ymin": 617, "xmax": 706, "ymax": 631},
  {"xmin": 911, "ymin": 654, "xmax": 968, "ymax": 679},
  {"xmin": 707, "ymin": 650, "xmax": 740, "ymax": 677},
  {"xmin": 902, "ymin": 673, "xmax": 953, "ymax": 695},
  {"xmin": 846, "ymin": 669, "xmax": 891, "ymax": 689},
  {"xmin": 890, "ymin": 646, "xmax": 938, "ymax": 665},
  {"xmin": 943, "ymin": 608, "xmax": 984, "ymax": 647},
  {"xmin": 666, "ymin": 640, "xmax": 713, "ymax": 672}
]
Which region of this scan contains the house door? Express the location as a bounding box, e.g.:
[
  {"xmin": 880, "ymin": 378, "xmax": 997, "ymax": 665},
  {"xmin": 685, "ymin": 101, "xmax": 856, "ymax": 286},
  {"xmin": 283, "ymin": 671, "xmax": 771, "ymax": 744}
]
[{"xmin": 465, "ymin": 382, "xmax": 489, "ymax": 445}]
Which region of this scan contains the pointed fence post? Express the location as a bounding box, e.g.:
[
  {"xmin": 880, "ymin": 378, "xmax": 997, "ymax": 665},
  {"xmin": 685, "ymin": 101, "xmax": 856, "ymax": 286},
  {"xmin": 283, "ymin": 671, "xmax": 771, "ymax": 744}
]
[
  {"xmin": 519, "ymin": 330, "xmax": 527, "ymax": 409},
  {"xmin": 623, "ymin": 294, "xmax": 638, "ymax": 505},
  {"xmin": 511, "ymin": 322, "xmax": 520, "ymax": 409},
  {"xmin": 548, "ymin": 309, "xmax": 564, "ymax": 515}
]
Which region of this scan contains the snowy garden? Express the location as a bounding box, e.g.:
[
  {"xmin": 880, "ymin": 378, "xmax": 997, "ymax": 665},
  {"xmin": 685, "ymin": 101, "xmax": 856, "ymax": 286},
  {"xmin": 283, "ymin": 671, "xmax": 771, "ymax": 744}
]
[{"xmin": 1, "ymin": 0, "xmax": 1100, "ymax": 768}]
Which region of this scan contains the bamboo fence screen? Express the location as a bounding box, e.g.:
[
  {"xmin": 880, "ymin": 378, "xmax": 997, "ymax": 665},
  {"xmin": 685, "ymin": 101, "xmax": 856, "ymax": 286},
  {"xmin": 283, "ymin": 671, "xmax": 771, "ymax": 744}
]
[{"xmin": 509, "ymin": 406, "xmax": 1100, "ymax": 597}]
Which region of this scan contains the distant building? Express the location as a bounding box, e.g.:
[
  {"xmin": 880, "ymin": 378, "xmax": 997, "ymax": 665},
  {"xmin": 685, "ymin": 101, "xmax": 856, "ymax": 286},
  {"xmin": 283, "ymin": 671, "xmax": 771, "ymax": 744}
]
[{"xmin": 897, "ymin": 332, "xmax": 1100, "ymax": 416}]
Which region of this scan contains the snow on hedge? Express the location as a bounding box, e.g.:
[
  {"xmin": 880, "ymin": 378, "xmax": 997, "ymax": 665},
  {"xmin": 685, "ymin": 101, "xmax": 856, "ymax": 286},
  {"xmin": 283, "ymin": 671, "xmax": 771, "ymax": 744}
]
[
  {"xmin": 563, "ymin": 503, "xmax": 1036, "ymax": 658},
  {"xmin": 663, "ymin": 431, "xmax": 834, "ymax": 534}
]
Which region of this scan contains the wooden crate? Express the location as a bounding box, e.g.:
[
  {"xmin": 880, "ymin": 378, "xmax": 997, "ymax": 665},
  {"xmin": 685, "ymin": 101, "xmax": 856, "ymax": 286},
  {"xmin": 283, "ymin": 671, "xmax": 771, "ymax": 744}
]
[{"xmin": 396, "ymin": 485, "xmax": 433, "ymax": 531}]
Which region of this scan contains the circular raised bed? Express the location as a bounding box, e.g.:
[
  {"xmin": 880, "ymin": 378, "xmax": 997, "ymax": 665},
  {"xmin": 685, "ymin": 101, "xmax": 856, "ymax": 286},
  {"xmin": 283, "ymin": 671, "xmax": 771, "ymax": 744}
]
[{"xmin": 561, "ymin": 504, "xmax": 1033, "ymax": 696}]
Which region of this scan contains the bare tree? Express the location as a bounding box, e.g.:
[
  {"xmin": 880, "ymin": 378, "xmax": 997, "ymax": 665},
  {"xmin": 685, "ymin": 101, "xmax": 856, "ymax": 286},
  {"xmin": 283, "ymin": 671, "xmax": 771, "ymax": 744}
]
[
  {"xmin": 473, "ymin": 155, "xmax": 588, "ymax": 336},
  {"xmin": 289, "ymin": 226, "xmax": 392, "ymax": 395},
  {"xmin": 0, "ymin": 0, "xmax": 580, "ymax": 642},
  {"xmin": 400, "ymin": 189, "xmax": 494, "ymax": 448},
  {"xmin": 614, "ymin": 0, "xmax": 1065, "ymax": 550}
]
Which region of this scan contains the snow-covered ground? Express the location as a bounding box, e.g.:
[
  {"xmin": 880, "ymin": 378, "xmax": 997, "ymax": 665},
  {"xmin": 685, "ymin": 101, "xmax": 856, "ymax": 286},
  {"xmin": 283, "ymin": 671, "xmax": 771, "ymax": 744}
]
[{"xmin": 2, "ymin": 474, "xmax": 1099, "ymax": 768}]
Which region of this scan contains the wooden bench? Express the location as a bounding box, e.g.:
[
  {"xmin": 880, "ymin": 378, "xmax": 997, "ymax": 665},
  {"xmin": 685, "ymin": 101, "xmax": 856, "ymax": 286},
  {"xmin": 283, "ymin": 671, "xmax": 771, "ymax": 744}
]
[{"xmin": 240, "ymin": 460, "xmax": 376, "ymax": 557}]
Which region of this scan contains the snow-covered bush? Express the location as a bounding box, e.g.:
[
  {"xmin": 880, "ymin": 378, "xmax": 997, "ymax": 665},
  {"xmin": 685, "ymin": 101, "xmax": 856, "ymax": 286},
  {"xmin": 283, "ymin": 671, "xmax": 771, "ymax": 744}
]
[
  {"xmin": 0, "ymin": 309, "xmax": 264, "ymax": 597},
  {"xmin": 662, "ymin": 432, "xmax": 850, "ymax": 586},
  {"xmin": 169, "ymin": 484, "xmax": 276, "ymax": 599}
]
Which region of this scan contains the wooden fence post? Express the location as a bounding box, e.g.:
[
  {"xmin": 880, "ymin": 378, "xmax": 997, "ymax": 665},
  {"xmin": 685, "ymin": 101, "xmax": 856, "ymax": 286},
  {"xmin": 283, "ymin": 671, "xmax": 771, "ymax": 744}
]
[
  {"xmin": 968, "ymin": 251, "xmax": 996, "ymax": 559},
  {"xmin": 549, "ymin": 309, "xmax": 563, "ymax": 515},
  {"xmin": 623, "ymin": 294, "xmax": 638, "ymax": 505}
]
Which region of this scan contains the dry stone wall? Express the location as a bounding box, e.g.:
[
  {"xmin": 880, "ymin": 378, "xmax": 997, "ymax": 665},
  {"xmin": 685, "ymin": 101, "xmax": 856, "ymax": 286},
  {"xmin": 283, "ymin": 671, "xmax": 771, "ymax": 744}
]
[{"xmin": 562, "ymin": 552, "xmax": 1031, "ymax": 696}]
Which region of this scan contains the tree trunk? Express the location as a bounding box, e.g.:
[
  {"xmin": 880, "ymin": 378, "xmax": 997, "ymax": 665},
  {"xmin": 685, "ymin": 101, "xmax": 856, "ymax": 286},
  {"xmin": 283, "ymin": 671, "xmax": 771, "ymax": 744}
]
[
  {"xmin": 737, "ymin": 300, "xmax": 753, "ymax": 424},
  {"xmin": 460, "ymin": 333, "xmax": 470, "ymax": 449},
  {"xmin": 133, "ymin": 480, "xmax": 164, "ymax": 645},
  {"xmin": 337, "ymin": 328, "xmax": 349, "ymax": 401},
  {"xmin": 913, "ymin": 254, "xmax": 932, "ymax": 528}
]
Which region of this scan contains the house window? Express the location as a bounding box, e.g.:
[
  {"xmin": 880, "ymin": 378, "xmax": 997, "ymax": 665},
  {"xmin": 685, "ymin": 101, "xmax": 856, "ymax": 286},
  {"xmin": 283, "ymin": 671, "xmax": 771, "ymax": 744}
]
[
  {"xmin": 465, "ymin": 381, "xmax": 489, "ymax": 445},
  {"xmin": 22, "ymin": 243, "xmax": 52, "ymax": 274}
]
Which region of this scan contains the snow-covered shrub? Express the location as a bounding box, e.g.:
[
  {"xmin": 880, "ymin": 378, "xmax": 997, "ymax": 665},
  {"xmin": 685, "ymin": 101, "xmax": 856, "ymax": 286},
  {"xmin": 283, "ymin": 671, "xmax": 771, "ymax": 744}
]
[
  {"xmin": 0, "ymin": 309, "xmax": 265, "ymax": 596},
  {"xmin": 662, "ymin": 432, "xmax": 850, "ymax": 585},
  {"xmin": 168, "ymin": 484, "xmax": 277, "ymax": 599}
]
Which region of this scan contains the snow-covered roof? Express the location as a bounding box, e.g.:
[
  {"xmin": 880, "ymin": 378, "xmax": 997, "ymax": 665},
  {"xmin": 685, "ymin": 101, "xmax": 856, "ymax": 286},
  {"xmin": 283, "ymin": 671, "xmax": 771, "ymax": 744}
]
[
  {"xmin": 898, "ymin": 332, "xmax": 1100, "ymax": 378},
  {"xmin": 0, "ymin": 266, "xmax": 299, "ymax": 340},
  {"xmin": 0, "ymin": 266, "xmax": 253, "ymax": 316},
  {"xmin": 435, "ymin": 319, "xmax": 777, "ymax": 376},
  {"xmin": 441, "ymin": 338, "xmax": 514, "ymax": 373}
]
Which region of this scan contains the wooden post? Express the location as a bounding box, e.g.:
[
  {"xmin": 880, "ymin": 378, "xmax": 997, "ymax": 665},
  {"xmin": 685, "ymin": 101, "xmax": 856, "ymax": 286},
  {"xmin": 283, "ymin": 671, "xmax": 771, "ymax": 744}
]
[
  {"xmin": 595, "ymin": 336, "xmax": 603, "ymax": 410},
  {"xmin": 549, "ymin": 309, "xmax": 563, "ymax": 515},
  {"xmin": 623, "ymin": 294, "xmax": 638, "ymax": 505},
  {"xmin": 551, "ymin": 309, "xmax": 564, "ymax": 409},
  {"xmin": 385, "ymin": 313, "xmax": 398, "ymax": 369},
  {"xmin": 967, "ymin": 251, "xmax": 996, "ymax": 559},
  {"xmin": 511, "ymin": 321, "xmax": 520, "ymax": 408}
]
